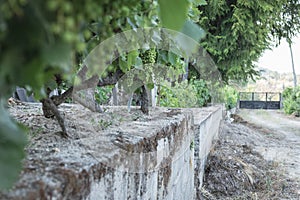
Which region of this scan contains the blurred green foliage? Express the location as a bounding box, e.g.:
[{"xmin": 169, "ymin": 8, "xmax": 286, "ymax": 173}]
[
  {"xmin": 223, "ymin": 86, "xmax": 238, "ymax": 110},
  {"xmin": 158, "ymin": 79, "xmax": 211, "ymax": 108},
  {"xmin": 283, "ymin": 86, "xmax": 300, "ymax": 116},
  {"xmin": 95, "ymin": 86, "xmax": 113, "ymax": 105},
  {"xmin": 0, "ymin": 102, "xmax": 27, "ymax": 189},
  {"xmin": 197, "ymin": 0, "xmax": 300, "ymax": 82}
]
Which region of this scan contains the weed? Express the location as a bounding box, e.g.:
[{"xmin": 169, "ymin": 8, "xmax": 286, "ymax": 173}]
[{"xmin": 98, "ymin": 119, "xmax": 112, "ymax": 129}]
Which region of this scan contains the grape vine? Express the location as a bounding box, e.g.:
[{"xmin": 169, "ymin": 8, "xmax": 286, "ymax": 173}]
[{"xmin": 0, "ymin": 0, "xmax": 208, "ymax": 190}]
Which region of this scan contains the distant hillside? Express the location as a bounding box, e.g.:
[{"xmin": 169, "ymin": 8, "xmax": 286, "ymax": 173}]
[{"xmin": 239, "ymin": 68, "xmax": 300, "ymax": 92}]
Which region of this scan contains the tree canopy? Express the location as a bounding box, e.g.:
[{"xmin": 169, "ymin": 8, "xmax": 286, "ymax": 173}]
[{"xmin": 196, "ymin": 0, "xmax": 300, "ymax": 81}]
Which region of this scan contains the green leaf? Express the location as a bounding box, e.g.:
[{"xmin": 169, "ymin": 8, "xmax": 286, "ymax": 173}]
[
  {"xmin": 127, "ymin": 17, "xmax": 136, "ymax": 29},
  {"xmin": 119, "ymin": 59, "xmax": 128, "ymax": 72},
  {"xmin": 134, "ymin": 56, "xmax": 143, "ymax": 69},
  {"xmin": 151, "ymin": 30, "xmax": 162, "ymax": 46},
  {"xmin": 146, "ymin": 83, "xmax": 155, "ymax": 89},
  {"xmin": 158, "ymin": 0, "xmax": 189, "ymax": 30},
  {"xmin": 190, "ymin": 0, "xmax": 207, "ymax": 5},
  {"xmin": 0, "ymin": 101, "xmax": 27, "ymax": 190},
  {"xmin": 157, "ymin": 51, "xmax": 168, "ymax": 63},
  {"xmin": 181, "ymin": 20, "xmax": 206, "ymax": 41},
  {"xmin": 127, "ymin": 50, "xmax": 139, "ymax": 67},
  {"xmin": 168, "ymin": 51, "xmax": 178, "ymax": 65},
  {"xmin": 134, "ymin": 15, "xmax": 145, "ymax": 27},
  {"xmin": 41, "ymin": 42, "xmax": 72, "ymax": 69}
]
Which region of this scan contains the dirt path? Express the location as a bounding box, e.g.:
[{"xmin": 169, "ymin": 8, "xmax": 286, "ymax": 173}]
[
  {"xmin": 201, "ymin": 109, "xmax": 300, "ymax": 199},
  {"xmin": 238, "ymin": 109, "xmax": 300, "ymax": 181}
]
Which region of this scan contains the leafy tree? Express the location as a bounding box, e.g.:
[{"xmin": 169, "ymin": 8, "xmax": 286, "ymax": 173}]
[
  {"xmin": 196, "ymin": 0, "xmax": 300, "ymax": 82},
  {"xmin": 271, "ymin": 0, "xmax": 300, "ymax": 88},
  {"xmin": 271, "ymin": 0, "xmax": 300, "ymax": 43}
]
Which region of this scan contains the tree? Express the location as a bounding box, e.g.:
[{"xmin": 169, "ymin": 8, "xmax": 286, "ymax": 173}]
[
  {"xmin": 271, "ymin": 0, "xmax": 300, "ymax": 87},
  {"xmin": 196, "ymin": 0, "xmax": 300, "ymax": 82},
  {"xmin": 289, "ymin": 42, "xmax": 297, "ymax": 87}
]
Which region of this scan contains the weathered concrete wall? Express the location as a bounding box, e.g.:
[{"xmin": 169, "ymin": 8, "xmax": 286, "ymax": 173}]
[
  {"xmin": 1, "ymin": 105, "xmax": 223, "ymax": 200},
  {"xmin": 87, "ymin": 111, "xmax": 195, "ymax": 200},
  {"xmin": 193, "ymin": 106, "xmax": 223, "ymax": 199}
]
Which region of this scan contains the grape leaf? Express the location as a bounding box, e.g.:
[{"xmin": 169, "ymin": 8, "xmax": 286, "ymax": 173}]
[
  {"xmin": 41, "ymin": 42, "xmax": 72, "ymax": 69},
  {"xmin": 119, "ymin": 59, "xmax": 128, "ymax": 72},
  {"xmin": 0, "ymin": 102, "xmax": 27, "ymax": 190},
  {"xmin": 168, "ymin": 51, "xmax": 178, "ymax": 65},
  {"xmin": 189, "ymin": 0, "xmax": 207, "ymax": 5},
  {"xmin": 158, "ymin": 0, "xmax": 189, "ymax": 31},
  {"xmin": 127, "ymin": 50, "xmax": 139, "ymax": 67},
  {"xmin": 181, "ymin": 20, "xmax": 206, "ymax": 42},
  {"xmin": 157, "ymin": 51, "xmax": 168, "ymax": 63},
  {"xmin": 134, "ymin": 57, "xmax": 143, "ymax": 69},
  {"xmin": 146, "ymin": 83, "xmax": 155, "ymax": 89}
]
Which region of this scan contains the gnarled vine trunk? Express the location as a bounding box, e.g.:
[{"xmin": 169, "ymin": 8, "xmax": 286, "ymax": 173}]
[
  {"xmin": 41, "ymin": 67, "xmax": 151, "ymax": 135},
  {"xmin": 140, "ymin": 85, "xmax": 149, "ymax": 115}
]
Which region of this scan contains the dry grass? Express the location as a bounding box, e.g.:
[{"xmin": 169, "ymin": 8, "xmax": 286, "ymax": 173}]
[{"xmin": 200, "ymin": 120, "xmax": 300, "ymax": 200}]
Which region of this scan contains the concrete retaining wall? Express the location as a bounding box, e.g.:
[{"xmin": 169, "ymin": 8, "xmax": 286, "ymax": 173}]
[
  {"xmin": 88, "ymin": 111, "xmax": 195, "ymax": 200},
  {"xmin": 87, "ymin": 106, "xmax": 223, "ymax": 200},
  {"xmin": 193, "ymin": 106, "xmax": 223, "ymax": 199},
  {"xmin": 1, "ymin": 105, "xmax": 223, "ymax": 200}
]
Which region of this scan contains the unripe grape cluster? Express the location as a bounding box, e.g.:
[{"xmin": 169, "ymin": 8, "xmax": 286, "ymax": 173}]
[
  {"xmin": 140, "ymin": 49, "xmax": 157, "ymax": 83},
  {"xmin": 140, "ymin": 48, "xmax": 157, "ymax": 64}
]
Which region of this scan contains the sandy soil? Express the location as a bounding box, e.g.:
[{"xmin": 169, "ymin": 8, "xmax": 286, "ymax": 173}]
[
  {"xmin": 201, "ymin": 109, "xmax": 300, "ymax": 199},
  {"xmin": 239, "ymin": 109, "xmax": 300, "ymax": 180}
]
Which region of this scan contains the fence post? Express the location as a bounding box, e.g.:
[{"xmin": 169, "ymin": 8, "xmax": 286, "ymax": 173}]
[
  {"xmin": 279, "ymin": 93, "xmax": 283, "ymax": 109},
  {"xmin": 265, "ymin": 92, "xmax": 268, "ymax": 109},
  {"xmin": 237, "ymin": 92, "xmax": 240, "ymax": 109}
]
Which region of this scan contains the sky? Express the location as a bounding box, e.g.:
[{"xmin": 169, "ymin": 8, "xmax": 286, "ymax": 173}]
[{"xmin": 257, "ymin": 36, "xmax": 300, "ymax": 74}]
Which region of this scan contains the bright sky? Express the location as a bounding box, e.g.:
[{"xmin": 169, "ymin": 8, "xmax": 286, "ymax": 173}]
[{"xmin": 257, "ymin": 36, "xmax": 300, "ymax": 74}]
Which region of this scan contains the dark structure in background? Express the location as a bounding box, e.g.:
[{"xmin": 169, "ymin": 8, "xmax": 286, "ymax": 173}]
[
  {"xmin": 13, "ymin": 87, "xmax": 35, "ymax": 102},
  {"xmin": 239, "ymin": 92, "xmax": 282, "ymax": 109}
]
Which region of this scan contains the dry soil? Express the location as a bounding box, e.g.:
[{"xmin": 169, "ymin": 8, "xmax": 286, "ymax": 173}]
[{"xmin": 201, "ymin": 109, "xmax": 300, "ymax": 199}]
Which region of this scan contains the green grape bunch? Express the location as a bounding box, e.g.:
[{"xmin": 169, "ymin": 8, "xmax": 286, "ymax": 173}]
[
  {"xmin": 139, "ymin": 48, "xmax": 157, "ymax": 83},
  {"xmin": 140, "ymin": 48, "xmax": 157, "ymax": 64}
]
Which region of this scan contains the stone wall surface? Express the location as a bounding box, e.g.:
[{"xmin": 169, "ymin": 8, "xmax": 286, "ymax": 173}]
[
  {"xmin": 193, "ymin": 107, "xmax": 223, "ymax": 199},
  {"xmin": 1, "ymin": 104, "xmax": 223, "ymax": 200}
]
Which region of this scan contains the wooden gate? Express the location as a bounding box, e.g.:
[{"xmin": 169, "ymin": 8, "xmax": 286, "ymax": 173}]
[{"xmin": 239, "ymin": 92, "xmax": 282, "ymax": 109}]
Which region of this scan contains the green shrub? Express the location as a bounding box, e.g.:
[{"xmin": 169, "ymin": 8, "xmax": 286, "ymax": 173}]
[
  {"xmin": 95, "ymin": 86, "xmax": 113, "ymax": 105},
  {"xmin": 283, "ymin": 86, "xmax": 300, "ymax": 116},
  {"xmin": 191, "ymin": 79, "xmax": 211, "ymax": 107},
  {"xmin": 158, "ymin": 83, "xmax": 179, "ymax": 107},
  {"xmin": 158, "ymin": 79, "xmax": 211, "ymax": 108},
  {"xmin": 282, "ymin": 87, "xmax": 293, "ymax": 99},
  {"xmin": 158, "ymin": 80, "xmax": 198, "ymax": 107},
  {"xmin": 223, "ymin": 86, "xmax": 238, "ymax": 110}
]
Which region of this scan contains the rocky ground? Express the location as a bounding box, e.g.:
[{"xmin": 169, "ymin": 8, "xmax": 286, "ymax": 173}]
[{"xmin": 201, "ymin": 109, "xmax": 300, "ymax": 199}]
